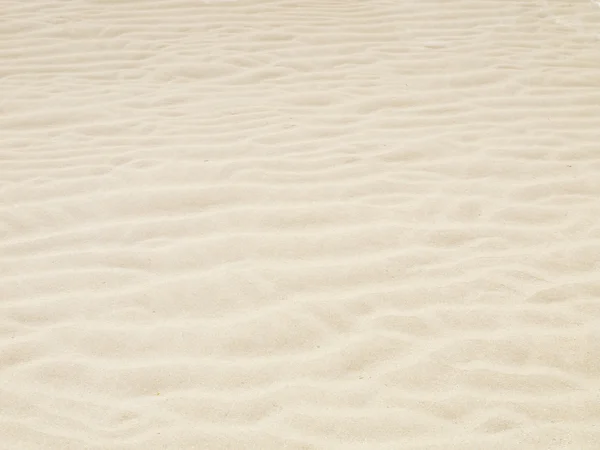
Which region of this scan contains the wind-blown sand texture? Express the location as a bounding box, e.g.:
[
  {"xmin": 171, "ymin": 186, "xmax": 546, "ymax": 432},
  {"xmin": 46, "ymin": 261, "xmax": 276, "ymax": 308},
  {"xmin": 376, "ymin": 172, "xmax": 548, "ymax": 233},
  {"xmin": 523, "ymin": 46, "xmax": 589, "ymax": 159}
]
[{"xmin": 2, "ymin": 0, "xmax": 600, "ymax": 448}]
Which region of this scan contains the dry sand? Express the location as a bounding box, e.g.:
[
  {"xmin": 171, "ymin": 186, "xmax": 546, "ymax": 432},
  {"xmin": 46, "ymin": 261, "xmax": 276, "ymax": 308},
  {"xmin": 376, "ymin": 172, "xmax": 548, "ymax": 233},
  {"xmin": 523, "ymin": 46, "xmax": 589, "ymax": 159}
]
[{"xmin": 2, "ymin": 0, "xmax": 600, "ymax": 448}]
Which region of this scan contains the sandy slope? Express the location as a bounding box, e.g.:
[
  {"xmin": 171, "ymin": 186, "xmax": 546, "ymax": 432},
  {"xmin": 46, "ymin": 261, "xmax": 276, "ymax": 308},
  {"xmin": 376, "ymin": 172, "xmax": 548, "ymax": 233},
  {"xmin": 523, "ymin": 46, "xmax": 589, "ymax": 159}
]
[{"xmin": 2, "ymin": 0, "xmax": 600, "ymax": 448}]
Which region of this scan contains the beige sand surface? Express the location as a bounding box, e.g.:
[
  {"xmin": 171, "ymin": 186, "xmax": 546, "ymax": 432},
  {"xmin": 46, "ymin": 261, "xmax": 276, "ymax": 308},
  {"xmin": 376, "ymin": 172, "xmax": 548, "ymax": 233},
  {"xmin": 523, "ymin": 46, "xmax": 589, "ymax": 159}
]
[{"xmin": 2, "ymin": 0, "xmax": 600, "ymax": 448}]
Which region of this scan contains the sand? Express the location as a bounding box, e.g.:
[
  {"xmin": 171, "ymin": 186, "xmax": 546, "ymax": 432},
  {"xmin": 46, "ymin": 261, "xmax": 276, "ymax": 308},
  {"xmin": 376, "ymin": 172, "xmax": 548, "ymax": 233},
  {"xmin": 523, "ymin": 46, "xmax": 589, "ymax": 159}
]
[{"xmin": 2, "ymin": 0, "xmax": 600, "ymax": 448}]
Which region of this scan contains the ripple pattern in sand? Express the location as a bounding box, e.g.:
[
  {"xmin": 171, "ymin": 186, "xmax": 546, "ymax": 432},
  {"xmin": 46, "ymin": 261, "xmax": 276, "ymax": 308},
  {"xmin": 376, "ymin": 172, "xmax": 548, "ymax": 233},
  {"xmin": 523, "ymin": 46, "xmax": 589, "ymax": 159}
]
[{"xmin": 2, "ymin": 0, "xmax": 600, "ymax": 449}]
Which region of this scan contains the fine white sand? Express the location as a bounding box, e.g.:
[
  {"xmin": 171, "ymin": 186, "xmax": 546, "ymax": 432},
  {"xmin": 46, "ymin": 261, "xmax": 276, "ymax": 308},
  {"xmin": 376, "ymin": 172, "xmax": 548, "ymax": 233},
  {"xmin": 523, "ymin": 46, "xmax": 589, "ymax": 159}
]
[{"xmin": 2, "ymin": 0, "xmax": 600, "ymax": 449}]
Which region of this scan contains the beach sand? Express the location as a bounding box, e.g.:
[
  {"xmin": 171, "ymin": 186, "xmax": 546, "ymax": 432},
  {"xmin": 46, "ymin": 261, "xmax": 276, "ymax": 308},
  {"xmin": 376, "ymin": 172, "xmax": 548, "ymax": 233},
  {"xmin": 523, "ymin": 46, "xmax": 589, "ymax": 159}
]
[{"xmin": 2, "ymin": 0, "xmax": 600, "ymax": 448}]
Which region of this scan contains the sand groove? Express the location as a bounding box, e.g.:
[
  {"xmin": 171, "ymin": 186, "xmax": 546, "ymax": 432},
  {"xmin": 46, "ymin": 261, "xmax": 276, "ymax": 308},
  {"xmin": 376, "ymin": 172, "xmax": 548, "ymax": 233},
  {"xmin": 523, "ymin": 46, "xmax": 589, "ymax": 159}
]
[{"xmin": 2, "ymin": 0, "xmax": 600, "ymax": 449}]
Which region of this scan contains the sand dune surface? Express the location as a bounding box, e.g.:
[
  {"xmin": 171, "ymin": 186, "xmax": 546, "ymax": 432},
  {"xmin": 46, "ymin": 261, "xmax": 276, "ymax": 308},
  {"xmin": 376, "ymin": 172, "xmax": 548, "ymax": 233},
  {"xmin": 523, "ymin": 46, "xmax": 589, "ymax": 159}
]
[{"xmin": 2, "ymin": 0, "xmax": 600, "ymax": 448}]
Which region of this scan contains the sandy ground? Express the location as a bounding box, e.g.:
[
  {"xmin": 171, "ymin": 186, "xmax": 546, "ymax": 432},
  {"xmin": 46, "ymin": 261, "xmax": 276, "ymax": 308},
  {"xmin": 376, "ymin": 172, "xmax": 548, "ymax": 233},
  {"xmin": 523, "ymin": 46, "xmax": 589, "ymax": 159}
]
[{"xmin": 2, "ymin": 0, "xmax": 600, "ymax": 449}]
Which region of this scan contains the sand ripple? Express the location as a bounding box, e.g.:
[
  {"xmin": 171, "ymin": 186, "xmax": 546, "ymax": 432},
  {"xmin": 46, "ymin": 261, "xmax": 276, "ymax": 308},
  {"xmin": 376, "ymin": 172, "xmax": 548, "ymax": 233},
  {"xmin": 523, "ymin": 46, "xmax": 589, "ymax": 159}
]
[{"xmin": 2, "ymin": 0, "xmax": 600, "ymax": 448}]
